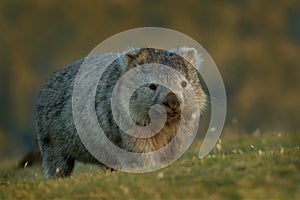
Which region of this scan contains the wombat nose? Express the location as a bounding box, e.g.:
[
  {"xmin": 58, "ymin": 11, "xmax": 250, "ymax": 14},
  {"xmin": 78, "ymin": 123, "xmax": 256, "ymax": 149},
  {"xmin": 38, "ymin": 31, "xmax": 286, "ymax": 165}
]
[{"xmin": 163, "ymin": 92, "xmax": 180, "ymax": 111}]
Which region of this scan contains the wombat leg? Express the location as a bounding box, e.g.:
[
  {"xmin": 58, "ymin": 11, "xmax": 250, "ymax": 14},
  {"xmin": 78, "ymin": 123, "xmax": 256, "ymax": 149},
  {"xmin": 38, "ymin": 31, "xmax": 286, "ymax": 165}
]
[
  {"xmin": 17, "ymin": 146, "xmax": 41, "ymax": 168},
  {"xmin": 42, "ymin": 152, "xmax": 75, "ymax": 178}
]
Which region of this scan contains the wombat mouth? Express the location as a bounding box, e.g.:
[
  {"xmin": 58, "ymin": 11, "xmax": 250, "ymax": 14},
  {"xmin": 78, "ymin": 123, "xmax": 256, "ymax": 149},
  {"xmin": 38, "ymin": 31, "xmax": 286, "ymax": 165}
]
[
  {"xmin": 167, "ymin": 112, "xmax": 180, "ymax": 118},
  {"xmin": 133, "ymin": 111, "xmax": 181, "ymax": 127},
  {"xmin": 135, "ymin": 122, "xmax": 149, "ymax": 127}
]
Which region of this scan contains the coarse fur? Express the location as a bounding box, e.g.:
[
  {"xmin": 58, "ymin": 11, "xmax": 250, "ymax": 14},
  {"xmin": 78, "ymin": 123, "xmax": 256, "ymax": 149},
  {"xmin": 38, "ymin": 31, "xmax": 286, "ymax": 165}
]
[{"xmin": 36, "ymin": 47, "xmax": 206, "ymax": 178}]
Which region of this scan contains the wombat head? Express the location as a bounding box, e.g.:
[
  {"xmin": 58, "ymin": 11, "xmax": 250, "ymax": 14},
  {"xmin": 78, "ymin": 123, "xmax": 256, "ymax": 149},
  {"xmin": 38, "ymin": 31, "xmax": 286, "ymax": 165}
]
[{"xmin": 123, "ymin": 47, "xmax": 206, "ymax": 127}]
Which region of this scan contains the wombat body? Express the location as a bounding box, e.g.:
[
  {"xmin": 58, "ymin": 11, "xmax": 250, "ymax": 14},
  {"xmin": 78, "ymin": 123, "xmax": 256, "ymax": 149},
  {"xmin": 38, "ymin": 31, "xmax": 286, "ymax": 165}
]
[{"xmin": 36, "ymin": 47, "xmax": 206, "ymax": 178}]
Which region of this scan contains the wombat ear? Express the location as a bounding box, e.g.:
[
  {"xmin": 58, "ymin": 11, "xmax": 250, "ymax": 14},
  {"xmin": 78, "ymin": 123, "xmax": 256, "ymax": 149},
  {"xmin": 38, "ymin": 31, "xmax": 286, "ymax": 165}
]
[
  {"xmin": 170, "ymin": 47, "xmax": 203, "ymax": 70},
  {"xmin": 125, "ymin": 52, "xmax": 137, "ymax": 62},
  {"xmin": 125, "ymin": 50, "xmax": 138, "ymax": 66}
]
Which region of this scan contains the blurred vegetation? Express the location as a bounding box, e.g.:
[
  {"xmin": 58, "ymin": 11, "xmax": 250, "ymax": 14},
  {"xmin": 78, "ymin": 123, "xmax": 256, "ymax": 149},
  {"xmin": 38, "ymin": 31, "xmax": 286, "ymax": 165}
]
[{"xmin": 0, "ymin": 0, "xmax": 300, "ymax": 159}]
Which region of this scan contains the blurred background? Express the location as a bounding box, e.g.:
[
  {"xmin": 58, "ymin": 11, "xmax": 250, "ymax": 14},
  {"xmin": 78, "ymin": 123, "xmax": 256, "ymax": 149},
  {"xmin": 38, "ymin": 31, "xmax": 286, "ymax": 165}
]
[{"xmin": 0, "ymin": 0, "xmax": 299, "ymax": 162}]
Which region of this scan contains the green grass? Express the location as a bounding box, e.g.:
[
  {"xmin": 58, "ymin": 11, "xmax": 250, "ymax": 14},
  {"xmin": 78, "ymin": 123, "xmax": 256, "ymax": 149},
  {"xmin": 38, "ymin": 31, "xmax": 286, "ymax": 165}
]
[{"xmin": 1, "ymin": 133, "xmax": 299, "ymax": 199}]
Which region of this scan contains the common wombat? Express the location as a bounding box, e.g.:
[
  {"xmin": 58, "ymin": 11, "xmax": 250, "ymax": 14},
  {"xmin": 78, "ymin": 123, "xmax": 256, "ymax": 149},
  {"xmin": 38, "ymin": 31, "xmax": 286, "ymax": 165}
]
[{"xmin": 36, "ymin": 47, "xmax": 206, "ymax": 178}]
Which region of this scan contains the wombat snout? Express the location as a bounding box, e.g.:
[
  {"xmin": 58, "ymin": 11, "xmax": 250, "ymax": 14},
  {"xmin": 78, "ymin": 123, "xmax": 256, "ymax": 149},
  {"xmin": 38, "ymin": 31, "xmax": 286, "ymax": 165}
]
[{"xmin": 163, "ymin": 92, "xmax": 181, "ymax": 116}]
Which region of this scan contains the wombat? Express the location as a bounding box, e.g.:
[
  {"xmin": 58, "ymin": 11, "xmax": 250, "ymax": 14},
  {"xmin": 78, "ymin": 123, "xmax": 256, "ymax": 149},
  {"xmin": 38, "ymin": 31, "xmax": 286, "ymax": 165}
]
[{"xmin": 36, "ymin": 47, "xmax": 206, "ymax": 178}]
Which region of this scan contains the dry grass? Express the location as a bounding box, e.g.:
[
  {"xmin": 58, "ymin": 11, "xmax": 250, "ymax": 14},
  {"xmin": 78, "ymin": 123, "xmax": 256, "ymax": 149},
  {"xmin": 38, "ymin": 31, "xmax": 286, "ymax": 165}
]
[{"xmin": 0, "ymin": 133, "xmax": 299, "ymax": 199}]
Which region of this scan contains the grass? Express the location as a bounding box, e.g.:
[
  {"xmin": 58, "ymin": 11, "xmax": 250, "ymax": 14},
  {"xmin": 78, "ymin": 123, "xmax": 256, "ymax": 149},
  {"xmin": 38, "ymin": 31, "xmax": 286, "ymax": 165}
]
[{"xmin": 0, "ymin": 133, "xmax": 299, "ymax": 199}]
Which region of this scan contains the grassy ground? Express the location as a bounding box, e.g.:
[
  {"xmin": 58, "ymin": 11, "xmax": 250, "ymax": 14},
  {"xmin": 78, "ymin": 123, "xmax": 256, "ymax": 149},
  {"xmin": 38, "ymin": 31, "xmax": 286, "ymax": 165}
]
[{"xmin": 0, "ymin": 133, "xmax": 299, "ymax": 199}]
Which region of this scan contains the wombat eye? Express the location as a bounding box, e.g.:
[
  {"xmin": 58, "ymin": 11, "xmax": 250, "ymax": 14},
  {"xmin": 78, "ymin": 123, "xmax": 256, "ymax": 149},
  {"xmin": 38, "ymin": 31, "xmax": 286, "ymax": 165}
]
[
  {"xmin": 181, "ymin": 81, "xmax": 187, "ymax": 88},
  {"xmin": 149, "ymin": 84, "xmax": 157, "ymax": 90}
]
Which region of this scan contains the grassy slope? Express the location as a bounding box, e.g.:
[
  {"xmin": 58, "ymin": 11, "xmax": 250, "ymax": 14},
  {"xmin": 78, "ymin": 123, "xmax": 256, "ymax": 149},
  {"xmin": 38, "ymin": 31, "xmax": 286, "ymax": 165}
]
[{"xmin": 0, "ymin": 133, "xmax": 299, "ymax": 199}]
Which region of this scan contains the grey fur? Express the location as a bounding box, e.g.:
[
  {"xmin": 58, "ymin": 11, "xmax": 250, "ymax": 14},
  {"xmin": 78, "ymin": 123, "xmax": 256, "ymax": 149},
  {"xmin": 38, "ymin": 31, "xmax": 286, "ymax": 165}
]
[{"xmin": 36, "ymin": 47, "xmax": 206, "ymax": 178}]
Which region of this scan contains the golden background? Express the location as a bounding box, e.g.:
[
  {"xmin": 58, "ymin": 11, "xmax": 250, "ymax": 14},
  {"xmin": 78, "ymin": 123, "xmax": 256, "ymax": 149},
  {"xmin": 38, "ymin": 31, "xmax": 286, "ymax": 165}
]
[{"xmin": 0, "ymin": 0, "xmax": 299, "ymax": 160}]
